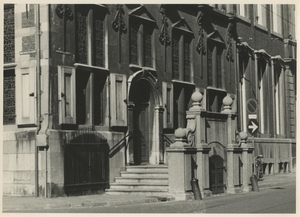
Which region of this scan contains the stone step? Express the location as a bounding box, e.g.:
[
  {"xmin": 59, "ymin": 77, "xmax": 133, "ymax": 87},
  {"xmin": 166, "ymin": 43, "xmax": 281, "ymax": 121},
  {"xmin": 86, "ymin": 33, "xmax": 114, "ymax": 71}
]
[
  {"xmin": 115, "ymin": 177, "xmax": 168, "ymax": 184},
  {"xmin": 105, "ymin": 188, "xmax": 170, "ymax": 197},
  {"xmin": 110, "ymin": 183, "xmax": 168, "ymax": 190},
  {"xmin": 126, "ymin": 166, "xmax": 168, "ymax": 173},
  {"xmin": 120, "ymin": 172, "xmax": 168, "ymax": 178}
]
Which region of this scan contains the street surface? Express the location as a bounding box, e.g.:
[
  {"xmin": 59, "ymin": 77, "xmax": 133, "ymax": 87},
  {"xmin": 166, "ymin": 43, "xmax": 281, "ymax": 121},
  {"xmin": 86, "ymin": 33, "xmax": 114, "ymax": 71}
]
[{"xmin": 6, "ymin": 184, "xmax": 295, "ymax": 214}]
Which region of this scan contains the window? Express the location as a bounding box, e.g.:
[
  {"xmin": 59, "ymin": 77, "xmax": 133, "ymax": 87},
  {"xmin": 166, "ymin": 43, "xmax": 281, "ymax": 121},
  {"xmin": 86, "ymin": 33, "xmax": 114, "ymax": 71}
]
[
  {"xmin": 257, "ymin": 57, "xmax": 271, "ymax": 135},
  {"xmin": 172, "ymin": 30, "xmax": 192, "ymax": 82},
  {"xmin": 58, "ymin": 5, "xmax": 109, "ymax": 127},
  {"xmin": 75, "ymin": 5, "xmax": 108, "ymax": 126},
  {"xmin": 256, "ymin": 4, "xmax": 267, "ymax": 27},
  {"xmin": 207, "ymin": 89, "xmax": 226, "ymax": 112},
  {"xmin": 207, "ymin": 40, "xmax": 223, "ymax": 89},
  {"xmin": 76, "ymin": 5, "xmax": 106, "ymax": 67},
  {"xmin": 3, "ymin": 69, "xmax": 16, "ymax": 125},
  {"xmin": 4, "ymin": 4, "xmax": 15, "ymax": 63},
  {"xmin": 3, "ymin": 5, "xmax": 16, "ymax": 125},
  {"xmin": 271, "ymin": 5, "xmax": 282, "ymax": 34},
  {"xmin": 238, "ymin": 4, "xmax": 245, "ymax": 16},
  {"xmin": 130, "ymin": 18, "xmax": 154, "ymax": 68},
  {"xmin": 273, "ymin": 60, "xmax": 285, "ymax": 136},
  {"xmin": 238, "ymin": 53, "xmax": 250, "ymax": 131}
]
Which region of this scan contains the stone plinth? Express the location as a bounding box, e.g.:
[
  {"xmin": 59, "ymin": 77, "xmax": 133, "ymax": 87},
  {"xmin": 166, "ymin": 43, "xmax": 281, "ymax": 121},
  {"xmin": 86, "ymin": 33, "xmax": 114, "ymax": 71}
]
[{"xmin": 166, "ymin": 147, "xmax": 197, "ymax": 200}]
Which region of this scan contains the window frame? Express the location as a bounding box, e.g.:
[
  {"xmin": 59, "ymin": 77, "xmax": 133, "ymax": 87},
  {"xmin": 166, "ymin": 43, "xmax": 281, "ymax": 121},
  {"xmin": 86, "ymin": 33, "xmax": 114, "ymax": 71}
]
[
  {"xmin": 272, "ymin": 58, "xmax": 285, "ymax": 137},
  {"xmin": 207, "ymin": 39, "xmax": 225, "ymax": 89},
  {"xmin": 129, "ymin": 16, "xmax": 155, "ymax": 68},
  {"xmin": 271, "ymin": 4, "xmax": 282, "ymax": 35},
  {"xmin": 172, "ymin": 27, "xmax": 193, "ymax": 83}
]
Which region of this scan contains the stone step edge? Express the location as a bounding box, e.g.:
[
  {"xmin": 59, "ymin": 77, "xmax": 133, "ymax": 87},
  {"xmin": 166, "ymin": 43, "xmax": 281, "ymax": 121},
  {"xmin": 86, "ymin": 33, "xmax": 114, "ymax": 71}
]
[
  {"xmin": 105, "ymin": 188, "xmax": 169, "ymax": 192},
  {"xmin": 121, "ymin": 171, "xmax": 168, "ymax": 174},
  {"xmin": 110, "ymin": 183, "xmax": 168, "ymax": 186}
]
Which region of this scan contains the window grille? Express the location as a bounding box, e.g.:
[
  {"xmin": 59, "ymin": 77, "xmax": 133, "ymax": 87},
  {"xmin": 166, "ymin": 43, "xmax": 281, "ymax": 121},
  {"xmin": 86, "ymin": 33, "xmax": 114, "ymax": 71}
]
[
  {"xmin": 4, "ymin": 6, "xmax": 15, "ymax": 63},
  {"xmin": 77, "ymin": 11, "xmax": 88, "ymax": 64},
  {"xmin": 3, "ymin": 70, "xmax": 16, "ymax": 125},
  {"xmin": 172, "ymin": 36, "xmax": 179, "ymax": 79}
]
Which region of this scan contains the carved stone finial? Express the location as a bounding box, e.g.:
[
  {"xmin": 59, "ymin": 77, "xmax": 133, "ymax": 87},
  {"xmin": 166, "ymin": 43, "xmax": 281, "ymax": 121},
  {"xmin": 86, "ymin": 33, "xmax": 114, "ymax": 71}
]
[
  {"xmin": 170, "ymin": 128, "xmax": 188, "ymax": 148},
  {"xmin": 191, "ymin": 88, "xmax": 203, "ymax": 108},
  {"xmin": 222, "ymin": 95, "xmax": 233, "ymax": 113},
  {"xmin": 239, "ymin": 131, "xmax": 248, "ymax": 147}
]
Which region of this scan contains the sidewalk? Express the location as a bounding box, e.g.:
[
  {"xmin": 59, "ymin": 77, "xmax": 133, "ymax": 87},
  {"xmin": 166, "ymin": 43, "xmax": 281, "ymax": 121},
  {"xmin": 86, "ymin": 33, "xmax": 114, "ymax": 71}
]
[{"xmin": 2, "ymin": 173, "xmax": 296, "ymax": 212}]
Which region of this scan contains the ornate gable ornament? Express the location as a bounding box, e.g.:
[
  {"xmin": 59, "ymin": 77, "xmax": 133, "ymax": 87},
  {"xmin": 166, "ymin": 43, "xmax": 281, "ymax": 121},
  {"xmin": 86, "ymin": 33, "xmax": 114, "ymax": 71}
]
[
  {"xmin": 207, "ymin": 29, "xmax": 225, "ymax": 44},
  {"xmin": 158, "ymin": 5, "xmax": 170, "ymax": 46},
  {"xmin": 196, "ymin": 10, "xmax": 205, "ymax": 54},
  {"xmin": 128, "ymin": 5, "xmax": 156, "ymax": 24},
  {"xmin": 172, "ymin": 17, "xmax": 194, "ymax": 35},
  {"xmin": 226, "ymin": 18, "xmax": 236, "ymax": 62},
  {"xmin": 112, "ymin": 5, "xmax": 127, "ymax": 33}
]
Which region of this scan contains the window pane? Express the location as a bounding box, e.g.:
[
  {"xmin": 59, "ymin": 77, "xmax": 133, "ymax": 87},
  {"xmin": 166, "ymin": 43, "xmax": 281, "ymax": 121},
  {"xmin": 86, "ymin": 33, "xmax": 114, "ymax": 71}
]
[
  {"xmin": 94, "ymin": 18, "xmax": 104, "ymax": 67},
  {"xmin": 172, "ymin": 34, "xmax": 180, "ymax": 80},
  {"xmin": 3, "ymin": 70, "xmax": 15, "ymax": 124},
  {"xmin": 207, "ymin": 44, "xmax": 213, "ymax": 86},
  {"xmin": 184, "ymin": 39, "xmax": 190, "ymax": 82},
  {"xmin": 130, "ymin": 23, "xmax": 138, "ymax": 65},
  {"xmin": 144, "ymin": 27, "xmax": 152, "ymax": 67},
  {"xmin": 4, "ymin": 5, "xmax": 15, "ymax": 63},
  {"xmin": 77, "ymin": 8, "xmax": 88, "ymax": 64},
  {"xmin": 217, "ymin": 48, "xmax": 222, "ymax": 88}
]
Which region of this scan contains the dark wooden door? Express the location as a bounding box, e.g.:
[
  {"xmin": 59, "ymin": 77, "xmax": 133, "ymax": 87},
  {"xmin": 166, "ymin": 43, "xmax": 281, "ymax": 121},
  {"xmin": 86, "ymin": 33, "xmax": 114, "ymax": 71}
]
[
  {"xmin": 64, "ymin": 143, "xmax": 109, "ymax": 196},
  {"xmin": 133, "ymin": 103, "xmax": 150, "ymax": 164},
  {"xmin": 210, "ymin": 155, "xmax": 225, "ymax": 194}
]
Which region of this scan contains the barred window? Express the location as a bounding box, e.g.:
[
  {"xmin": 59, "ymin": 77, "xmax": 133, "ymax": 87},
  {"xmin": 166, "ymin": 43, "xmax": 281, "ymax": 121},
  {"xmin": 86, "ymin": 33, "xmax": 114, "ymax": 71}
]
[
  {"xmin": 172, "ymin": 35, "xmax": 179, "ymax": 80},
  {"xmin": 3, "ymin": 69, "xmax": 16, "ymax": 125},
  {"xmin": 129, "ymin": 18, "xmax": 154, "ymax": 67},
  {"xmin": 4, "ymin": 5, "xmax": 15, "ymax": 63},
  {"xmin": 130, "ymin": 23, "xmax": 138, "ymax": 65},
  {"xmin": 207, "ymin": 40, "xmax": 224, "ymax": 89},
  {"xmin": 76, "ymin": 5, "xmax": 105, "ymax": 67},
  {"xmin": 172, "ymin": 30, "xmax": 192, "ymax": 82}
]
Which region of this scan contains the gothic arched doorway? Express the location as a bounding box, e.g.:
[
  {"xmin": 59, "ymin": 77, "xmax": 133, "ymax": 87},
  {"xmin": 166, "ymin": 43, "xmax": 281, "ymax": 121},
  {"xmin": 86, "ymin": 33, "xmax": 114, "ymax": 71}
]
[{"xmin": 127, "ymin": 70, "xmax": 164, "ymax": 165}]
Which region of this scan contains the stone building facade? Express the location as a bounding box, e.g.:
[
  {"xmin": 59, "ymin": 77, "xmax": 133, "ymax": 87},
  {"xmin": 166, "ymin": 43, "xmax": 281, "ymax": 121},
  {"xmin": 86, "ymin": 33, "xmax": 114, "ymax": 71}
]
[{"xmin": 3, "ymin": 4, "xmax": 296, "ymax": 198}]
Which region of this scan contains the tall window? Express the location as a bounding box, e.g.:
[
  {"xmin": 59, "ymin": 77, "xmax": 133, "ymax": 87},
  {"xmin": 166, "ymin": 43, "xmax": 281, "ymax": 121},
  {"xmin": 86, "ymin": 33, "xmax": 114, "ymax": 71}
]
[
  {"xmin": 238, "ymin": 53, "xmax": 250, "ymax": 131},
  {"xmin": 58, "ymin": 5, "xmax": 108, "ymax": 127},
  {"xmin": 257, "ymin": 58, "xmax": 270, "ymax": 135},
  {"xmin": 207, "ymin": 41, "xmax": 223, "ymax": 88},
  {"xmin": 130, "ymin": 18, "xmax": 154, "ymax": 68},
  {"xmin": 4, "ymin": 70, "xmax": 16, "ymax": 125},
  {"xmin": 3, "ymin": 5, "xmax": 15, "ymax": 125},
  {"xmin": 273, "ymin": 62, "xmax": 285, "ymax": 136},
  {"xmin": 256, "ymin": 4, "xmax": 267, "ymax": 27},
  {"xmin": 76, "ymin": 5, "xmax": 105, "ymax": 67},
  {"xmin": 271, "ymin": 4, "xmax": 282, "ymax": 34},
  {"xmin": 172, "ymin": 30, "xmax": 192, "ymax": 82},
  {"xmin": 4, "ymin": 4, "xmax": 15, "ymax": 63}
]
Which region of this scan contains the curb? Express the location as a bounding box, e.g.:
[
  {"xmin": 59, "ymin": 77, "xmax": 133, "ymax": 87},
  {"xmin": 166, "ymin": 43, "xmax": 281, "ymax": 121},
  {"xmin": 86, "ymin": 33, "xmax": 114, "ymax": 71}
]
[{"xmin": 2, "ymin": 197, "xmax": 160, "ymax": 212}]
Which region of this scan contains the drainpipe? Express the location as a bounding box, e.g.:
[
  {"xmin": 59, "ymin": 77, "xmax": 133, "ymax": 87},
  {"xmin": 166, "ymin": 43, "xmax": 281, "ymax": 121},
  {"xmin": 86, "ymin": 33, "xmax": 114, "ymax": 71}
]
[
  {"xmin": 35, "ymin": 4, "xmax": 50, "ymax": 198},
  {"xmin": 35, "ymin": 3, "xmax": 41, "ymax": 198}
]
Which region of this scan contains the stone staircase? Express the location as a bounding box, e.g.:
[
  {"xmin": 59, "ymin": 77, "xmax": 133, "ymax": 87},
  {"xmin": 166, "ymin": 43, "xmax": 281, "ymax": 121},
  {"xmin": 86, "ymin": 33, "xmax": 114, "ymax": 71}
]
[{"xmin": 105, "ymin": 165, "xmax": 170, "ymax": 197}]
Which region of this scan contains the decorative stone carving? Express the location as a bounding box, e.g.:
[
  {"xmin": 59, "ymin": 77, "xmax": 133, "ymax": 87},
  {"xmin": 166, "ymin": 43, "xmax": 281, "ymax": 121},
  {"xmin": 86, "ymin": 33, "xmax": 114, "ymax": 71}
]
[
  {"xmin": 196, "ymin": 11, "xmax": 205, "ymax": 55},
  {"xmin": 226, "ymin": 22, "xmax": 234, "ymax": 62},
  {"xmin": 222, "ymin": 95, "xmax": 233, "ymax": 114}
]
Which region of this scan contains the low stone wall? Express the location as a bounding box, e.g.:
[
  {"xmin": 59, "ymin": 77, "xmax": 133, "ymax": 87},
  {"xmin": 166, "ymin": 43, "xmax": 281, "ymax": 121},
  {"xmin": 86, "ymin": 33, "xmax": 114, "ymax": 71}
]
[
  {"xmin": 3, "ymin": 130, "xmax": 37, "ymax": 196},
  {"xmin": 251, "ymin": 137, "xmax": 295, "ymax": 174},
  {"xmin": 3, "ymin": 129, "xmax": 126, "ymax": 197}
]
